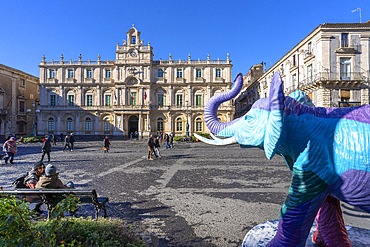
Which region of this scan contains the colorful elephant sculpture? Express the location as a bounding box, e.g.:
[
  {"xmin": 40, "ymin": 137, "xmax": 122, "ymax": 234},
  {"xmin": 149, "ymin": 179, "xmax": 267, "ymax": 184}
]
[{"xmin": 194, "ymin": 73, "xmax": 370, "ymax": 247}]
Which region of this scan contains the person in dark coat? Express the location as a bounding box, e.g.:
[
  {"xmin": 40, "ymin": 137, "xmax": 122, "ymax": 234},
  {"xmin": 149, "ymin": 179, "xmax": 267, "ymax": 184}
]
[
  {"xmin": 147, "ymin": 134, "xmax": 155, "ymax": 160},
  {"xmin": 41, "ymin": 135, "xmax": 52, "ymax": 162},
  {"xmin": 36, "ymin": 164, "xmax": 64, "ymax": 189},
  {"xmin": 154, "ymin": 136, "xmax": 161, "ymax": 158},
  {"xmin": 63, "ymin": 135, "xmax": 71, "ymax": 151},
  {"xmin": 103, "ymin": 136, "xmax": 110, "ymax": 153},
  {"xmin": 69, "ymin": 133, "xmax": 76, "ymax": 151}
]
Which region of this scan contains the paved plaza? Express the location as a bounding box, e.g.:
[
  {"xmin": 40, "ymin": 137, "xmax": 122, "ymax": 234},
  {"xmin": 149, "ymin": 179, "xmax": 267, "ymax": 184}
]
[{"xmin": 1, "ymin": 140, "xmax": 369, "ymax": 246}]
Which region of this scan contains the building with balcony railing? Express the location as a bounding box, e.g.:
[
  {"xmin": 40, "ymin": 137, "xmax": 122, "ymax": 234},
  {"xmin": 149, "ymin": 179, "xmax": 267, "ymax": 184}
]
[
  {"xmin": 0, "ymin": 64, "xmax": 39, "ymax": 139},
  {"xmin": 38, "ymin": 25, "xmax": 233, "ymax": 138},
  {"xmin": 238, "ymin": 21, "xmax": 370, "ymax": 111}
]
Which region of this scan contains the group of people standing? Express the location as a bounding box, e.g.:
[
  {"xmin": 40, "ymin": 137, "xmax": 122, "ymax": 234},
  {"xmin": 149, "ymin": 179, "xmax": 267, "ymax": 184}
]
[{"xmin": 147, "ymin": 134, "xmax": 162, "ymax": 160}]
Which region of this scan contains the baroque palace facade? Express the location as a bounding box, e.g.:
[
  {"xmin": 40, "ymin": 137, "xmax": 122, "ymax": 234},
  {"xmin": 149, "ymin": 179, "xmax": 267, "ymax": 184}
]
[
  {"xmin": 236, "ymin": 21, "xmax": 370, "ymax": 116},
  {"xmin": 0, "ymin": 64, "xmax": 39, "ymax": 139},
  {"xmin": 38, "ymin": 25, "xmax": 233, "ymax": 138}
]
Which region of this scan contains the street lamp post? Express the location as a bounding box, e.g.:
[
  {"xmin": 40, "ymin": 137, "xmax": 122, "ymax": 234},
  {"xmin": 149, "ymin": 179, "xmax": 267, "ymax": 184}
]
[
  {"xmin": 26, "ymin": 102, "xmax": 40, "ymax": 136},
  {"xmin": 185, "ymin": 101, "xmax": 189, "ymax": 137}
]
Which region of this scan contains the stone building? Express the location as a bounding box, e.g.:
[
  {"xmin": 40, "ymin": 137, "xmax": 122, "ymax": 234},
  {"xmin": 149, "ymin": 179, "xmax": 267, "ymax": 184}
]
[
  {"xmin": 234, "ymin": 63, "xmax": 264, "ymax": 118},
  {"xmin": 38, "ymin": 25, "xmax": 233, "ymax": 138},
  {"xmin": 238, "ymin": 21, "xmax": 370, "ymax": 111},
  {"xmin": 0, "ymin": 64, "xmax": 39, "ymax": 139}
]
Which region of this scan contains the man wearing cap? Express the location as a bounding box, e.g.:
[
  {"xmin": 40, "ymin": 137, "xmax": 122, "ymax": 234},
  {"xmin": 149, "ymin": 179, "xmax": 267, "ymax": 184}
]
[
  {"xmin": 2, "ymin": 137, "xmax": 17, "ymax": 164},
  {"xmin": 36, "ymin": 164, "xmax": 65, "ymax": 189}
]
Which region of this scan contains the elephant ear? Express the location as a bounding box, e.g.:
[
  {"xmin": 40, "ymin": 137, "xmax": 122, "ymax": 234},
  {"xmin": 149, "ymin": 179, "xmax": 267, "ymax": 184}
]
[{"xmin": 264, "ymin": 73, "xmax": 285, "ymax": 160}]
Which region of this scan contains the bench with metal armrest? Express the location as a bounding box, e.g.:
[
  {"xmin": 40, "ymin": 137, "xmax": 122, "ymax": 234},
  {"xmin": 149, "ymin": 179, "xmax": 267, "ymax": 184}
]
[{"xmin": 0, "ymin": 189, "xmax": 109, "ymax": 219}]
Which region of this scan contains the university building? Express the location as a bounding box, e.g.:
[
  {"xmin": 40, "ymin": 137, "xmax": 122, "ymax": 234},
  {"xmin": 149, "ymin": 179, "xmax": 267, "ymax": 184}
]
[
  {"xmin": 236, "ymin": 21, "xmax": 370, "ymax": 116},
  {"xmin": 38, "ymin": 25, "xmax": 233, "ymax": 138},
  {"xmin": 0, "ymin": 64, "xmax": 39, "ymax": 139}
]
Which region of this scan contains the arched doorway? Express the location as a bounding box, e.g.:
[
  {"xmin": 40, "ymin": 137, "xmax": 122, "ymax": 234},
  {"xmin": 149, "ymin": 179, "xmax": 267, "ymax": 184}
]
[{"xmin": 128, "ymin": 115, "xmax": 138, "ymax": 137}]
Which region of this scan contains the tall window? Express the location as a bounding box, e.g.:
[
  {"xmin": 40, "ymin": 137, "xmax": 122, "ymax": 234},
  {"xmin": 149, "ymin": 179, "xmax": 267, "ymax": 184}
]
[
  {"xmin": 105, "ymin": 69, "xmax": 111, "ymax": 78},
  {"xmin": 292, "ymin": 74, "xmax": 297, "ymax": 87},
  {"xmin": 86, "ymin": 69, "xmax": 93, "ymax": 78},
  {"xmin": 130, "ymin": 92, "xmax": 137, "ymax": 105},
  {"xmin": 195, "ymin": 117, "xmax": 203, "ymax": 132},
  {"xmin": 19, "ymin": 101, "xmax": 25, "ymax": 113},
  {"xmin": 48, "ymin": 117, "xmax": 55, "ymax": 131},
  {"xmin": 105, "ymin": 94, "xmax": 111, "ymax": 106},
  {"xmin": 157, "ymin": 93, "xmax": 164, "ymax": 107},
  {"xmin": 177, "ymin": 68, "xmax": 183, "ymax": 78},
  {"xmin": 49, "ymin": 70, "xmax": 55, "ymax": 79},
  {"xmin": 340, "ymin": 58, "xmax": 351, "ymax": 80},
  {"xmin": 195, "ymin": 95, "xmax": 203, "ymax": 107},
  {"xmin": 307, "ymin": 64, "xmax": 313, "ymax": 83},
  {"xmin": 176, "ymin": 117, "xmax": 183, "ymax": 132},
  {"xmin": 86, "ymin": 95, "xmax": 93, "ymax": 106},
  {"xmin": 176, "ymin": 94, "xmax": 183, "ymax": 106},
  {"xmin": 18, "ymin": 123, "xmax": 25, "ymax": 133},
  {"xmin": 68, "ymin": 95, "xmax": 75, "ymax": 106},
  {"xmin": 104, "ymin": 117, "xmax": 110, "ymax": 131},
  {"xmin": 157, "ymin": 69, "xmax": 164, "ymax": 78},
  {"xmin": 341, "ymin": 33, "xmax": 349, "ymax": 47},
  {"xmin": 157, "ymin": 117, "xmax": 164, "ymax": 132},
  {"xmin": 85, "ymin": 117, "xmax": 92, "ymax": 131},
  {"xmin": 131, "ymin": 36, "xmax": 136, "ymax": 44},
  {"xmin": 292, "ymin": 55, "xmax": 297, "ymax": 66},
  {"xmin": 50, "ymin": 95, "xmax": 56, "ymax": 106},
  {"xmin": 308, "ymin": 42, "xmax": 312, "ymax": 53},
  {"xmin": 215, "ymin": 68, "xmax": 221, "ymax": 78},
  {"xmin": 20, "ymin": 79, "xmax": 25, "ymax": 87},
  {"xmin": 68, "ymin": 69, "xmax": 74, "ymax": 78},
  {"xmin": 67, "ymin": 117, "xmax": 73, "ymax": 131},
  {"xmin": 196, "ymin": 68, "xmax": 202, "ymax": 78}
]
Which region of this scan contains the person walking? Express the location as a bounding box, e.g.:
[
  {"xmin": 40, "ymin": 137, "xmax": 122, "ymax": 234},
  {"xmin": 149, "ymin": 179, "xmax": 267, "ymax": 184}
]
[
  {"xmin": 165, "ymin": 133, "xmax": 170, "ymax": 149},
  {"xmin": 63, "ymin": 134, "xmax": 71, "ymax": 151},
  {"xmin": 40, "ymin": 135, "xmax": 52, "ymax": 163},
  {"xmin": 103, "ymin": 136, "xmax": 111, "ymax": 153},
  {"xmin": 154, "ymin": 136, "xmax": 161, "ymax": 158},
  {"xmin": 3, "ymin": 137, "xmax": 17, "ymax": 164},
  {"xmin": 69, "ymin": 133, "xmax": 76, "ymax": 151},
  {"xmin": 169, "ymin": 133, "xmax": 174, "ymax": 149},
  {"xmin": 147, "ymin": 134, "xmax": 155, "ymax": 160},
  {"xmin": 51, "ymin": 134, "xmax": 57, "ymax": 146}
]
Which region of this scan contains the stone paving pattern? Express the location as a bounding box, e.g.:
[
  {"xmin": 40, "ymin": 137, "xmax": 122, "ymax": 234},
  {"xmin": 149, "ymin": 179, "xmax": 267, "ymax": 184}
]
[{"xmin": 0, "ymin": 140, "xmax": 369, "ymax": 246}]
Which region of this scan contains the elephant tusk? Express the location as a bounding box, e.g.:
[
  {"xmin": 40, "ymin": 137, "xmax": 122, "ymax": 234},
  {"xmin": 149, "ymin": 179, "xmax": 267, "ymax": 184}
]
[{"xmin": 194, "ymin": 133, "xmax": 237, "ymax": 146}]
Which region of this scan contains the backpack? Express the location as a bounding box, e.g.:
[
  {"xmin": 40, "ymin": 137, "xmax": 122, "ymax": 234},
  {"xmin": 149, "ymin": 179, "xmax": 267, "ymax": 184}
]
[{"xmin": 12, "ymin": 173, "xmax": 28, "ymax": 188}]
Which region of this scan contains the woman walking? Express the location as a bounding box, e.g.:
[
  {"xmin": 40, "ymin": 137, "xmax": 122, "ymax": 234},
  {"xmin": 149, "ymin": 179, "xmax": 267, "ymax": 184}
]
[{"xmin": 3, "ymin": 137, "xmax": 17, "ymax": 164}]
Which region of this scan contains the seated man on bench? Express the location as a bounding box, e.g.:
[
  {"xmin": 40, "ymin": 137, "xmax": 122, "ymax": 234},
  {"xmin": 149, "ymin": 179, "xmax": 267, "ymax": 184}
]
[
  {"xmin": 36, "ymin": 164, "xmax": 65, "ymax": 189},
  {"xmin": 36, "ymin": 164, "xmax": 66, "ymax": 210}
]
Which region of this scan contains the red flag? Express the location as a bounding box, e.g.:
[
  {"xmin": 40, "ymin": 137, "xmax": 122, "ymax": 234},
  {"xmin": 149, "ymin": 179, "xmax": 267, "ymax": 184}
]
[
  {"xmin": 131, "ymin": 94, "xmax": 134, "ymax": 101},
  {"xmin": 144, "ymin": 91, "xmax": 147, "ymax": 100}
]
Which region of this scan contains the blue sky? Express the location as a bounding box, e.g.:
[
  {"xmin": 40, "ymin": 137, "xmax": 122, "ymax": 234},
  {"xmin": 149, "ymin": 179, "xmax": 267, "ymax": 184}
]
[{"xmin": 1, "ymin": 0, "xmax": 368, "ymax": 79}]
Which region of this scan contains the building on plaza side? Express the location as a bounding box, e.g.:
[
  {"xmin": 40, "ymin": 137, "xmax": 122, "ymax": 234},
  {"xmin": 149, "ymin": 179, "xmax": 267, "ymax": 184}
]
[
  {"xmin": 236, "ymin": 21, "xmax": 370, "ymax": 113},
  {"xmin": 0, "ymin": 64, "xmax": 39, "ymax": 139},
  {"xmin": 38, "ymin": 25, "xmax": 233, "ymax": 139}
]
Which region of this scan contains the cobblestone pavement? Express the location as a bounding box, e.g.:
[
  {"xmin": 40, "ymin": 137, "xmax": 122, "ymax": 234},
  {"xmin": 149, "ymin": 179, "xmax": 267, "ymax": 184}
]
[{"xmin": 1, "ymin": 140, "xmax": 369, "ymax": 246}]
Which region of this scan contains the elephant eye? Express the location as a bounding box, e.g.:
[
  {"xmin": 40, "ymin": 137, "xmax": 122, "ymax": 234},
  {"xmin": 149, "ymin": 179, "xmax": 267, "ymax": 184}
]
[{"xmin": 244, "ymin": 115, "xmax": 252, "ymax": 121}]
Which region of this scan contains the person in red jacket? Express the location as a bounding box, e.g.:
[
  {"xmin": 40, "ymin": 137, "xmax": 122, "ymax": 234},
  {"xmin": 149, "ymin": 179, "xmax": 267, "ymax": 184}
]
[{"xmin": 3, "ymin": 137, "xmax": 17, "ymax": 164}]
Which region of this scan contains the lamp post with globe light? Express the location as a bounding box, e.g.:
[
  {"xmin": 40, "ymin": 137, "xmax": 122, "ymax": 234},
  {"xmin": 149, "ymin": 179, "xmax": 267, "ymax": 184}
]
[{"xmin": 26, "ymin": 102, "xmax": 40, "ymax": 136}]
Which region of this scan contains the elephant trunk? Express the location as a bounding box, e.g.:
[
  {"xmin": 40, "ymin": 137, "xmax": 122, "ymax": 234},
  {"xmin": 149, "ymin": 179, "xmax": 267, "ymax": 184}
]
[{"xmin": 204, "ymin": 73, "xmax": 243, "ymax": 135}]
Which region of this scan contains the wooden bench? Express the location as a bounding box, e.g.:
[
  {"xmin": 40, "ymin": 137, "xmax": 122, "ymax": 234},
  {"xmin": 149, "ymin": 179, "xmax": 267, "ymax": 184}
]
[{"xmin": 0, "ymin": 189, "xmax": 109, "ymax": 219}]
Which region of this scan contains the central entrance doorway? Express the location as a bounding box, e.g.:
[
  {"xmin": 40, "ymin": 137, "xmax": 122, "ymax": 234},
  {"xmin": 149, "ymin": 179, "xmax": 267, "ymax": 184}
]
[{"xmin": 128, "ymin": 115, "xmax": 139, "ymax": 137}]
